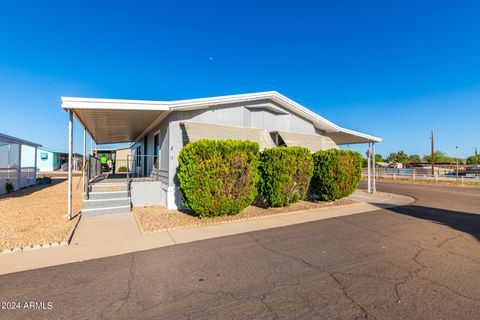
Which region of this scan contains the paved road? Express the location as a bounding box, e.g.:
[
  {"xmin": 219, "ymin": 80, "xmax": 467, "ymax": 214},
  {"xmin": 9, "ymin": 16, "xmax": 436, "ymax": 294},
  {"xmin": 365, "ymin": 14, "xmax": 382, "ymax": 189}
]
[{"xmin": 1, "ymin": 182, "xmax": 479, "ymax": 320}]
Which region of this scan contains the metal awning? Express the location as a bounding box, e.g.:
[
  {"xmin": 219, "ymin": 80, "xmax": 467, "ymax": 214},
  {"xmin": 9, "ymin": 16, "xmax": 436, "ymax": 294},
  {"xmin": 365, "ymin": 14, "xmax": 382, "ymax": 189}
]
[
  {"xmin": 326, "ymin": 131, "xmax": 377, "ymax": 145},
  {"xmin": 62, "ymin": 97, "xmax": 171, "ymax": 144},
  {"xmin": 275, "ymin": 131, "xmax": 339, "ymax": 152},
  {"xmin": 62, "ymin": 92, "xmax": 382, "ymax": 145},
  {"xmin": 73, "ymin": 109, "xmax": 169, "ymax": 144},
  {"xmin": 182, "ymin": 122, "xmax": 276, "ymax": 150},
  {"xmin": 0, "ymin": 133, "xmax": 41, "ymax": 148}
]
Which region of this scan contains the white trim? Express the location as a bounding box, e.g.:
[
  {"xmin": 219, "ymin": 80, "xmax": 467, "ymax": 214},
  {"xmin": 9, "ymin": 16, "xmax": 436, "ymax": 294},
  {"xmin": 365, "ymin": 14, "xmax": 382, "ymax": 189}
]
[
  {"xmin": 62, "ymin": 97, "xmax": 170, "ymax": 111},
  {"xmin": 166, "ymin": 186, "xmax": 177, "ymax": 210}
]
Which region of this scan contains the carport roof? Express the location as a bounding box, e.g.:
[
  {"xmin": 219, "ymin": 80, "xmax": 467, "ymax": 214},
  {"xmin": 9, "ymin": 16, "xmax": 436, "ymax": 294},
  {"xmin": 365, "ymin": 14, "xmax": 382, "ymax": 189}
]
[
  {"xmin": 61, "ymin": 91, "xmax": 382, "ymax": 145},
  {"xmin": 0, "ymin": 133, "xmax": 42, "ymax": 148}
]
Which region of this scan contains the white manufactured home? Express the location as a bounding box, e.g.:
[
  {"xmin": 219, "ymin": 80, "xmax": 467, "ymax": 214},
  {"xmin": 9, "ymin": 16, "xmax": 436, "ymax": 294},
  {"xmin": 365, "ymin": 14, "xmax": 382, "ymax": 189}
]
[
  {"xmin": 61, "ymin": 91, "xmax": 381, "ymax": 217},
  {"xmin": 0, "ymin": 133, "xmax": 41, "ymax": 195}
]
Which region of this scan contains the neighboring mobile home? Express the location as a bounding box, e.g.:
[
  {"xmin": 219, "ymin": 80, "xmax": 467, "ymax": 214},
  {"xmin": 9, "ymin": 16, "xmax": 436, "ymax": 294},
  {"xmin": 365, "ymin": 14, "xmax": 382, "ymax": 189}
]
[
  {"xmin": 35, "ymin": 147, "xmax": 83, "ymax": 172},
  {"xmin": 0, "ymin": 133, "xmax": 41, "ymax": 195},
  {"xmin": 62, "ymin": 91, "xmax": 381, "ymax": 216}
]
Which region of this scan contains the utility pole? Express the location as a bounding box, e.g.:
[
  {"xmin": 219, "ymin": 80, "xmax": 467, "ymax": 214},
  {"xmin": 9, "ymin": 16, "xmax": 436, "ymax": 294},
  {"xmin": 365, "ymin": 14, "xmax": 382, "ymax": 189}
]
[
  {"xmin": 475, "ymin": 147, "xmax": 478, "ymax": 178},
  {"xmin": 431, "ymin": 130, "xmax": 435, "ymax": 176},
  {"xmin": 456, "ymin": 146, "xmax": 459, "ymax": 182}
]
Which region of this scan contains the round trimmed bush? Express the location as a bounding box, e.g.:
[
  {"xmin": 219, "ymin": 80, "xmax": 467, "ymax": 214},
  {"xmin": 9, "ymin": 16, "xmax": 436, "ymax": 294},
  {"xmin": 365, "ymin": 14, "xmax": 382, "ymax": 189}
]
[
  {"xmin": 310, "ymin": 149, "xmax": 362, "ymax": 201},
  {"xmin": 117, "ymin": 166, "xmax": 128, "ymax": 172},
  {"xmin": 259, "ymin": 147, "xmax": 313, "ymax": 207},
  {"xmin": 178, "ymin": 139, "xmax": 260, "ymax": 218}
]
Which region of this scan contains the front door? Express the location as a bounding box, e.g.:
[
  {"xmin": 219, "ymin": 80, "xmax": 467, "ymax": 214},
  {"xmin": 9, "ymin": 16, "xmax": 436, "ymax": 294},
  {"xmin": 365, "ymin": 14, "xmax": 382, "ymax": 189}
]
[
  {"xmin": 143, "ymin": 136, "xmax": 148, "ymax": 177},
  {"xmin": 153, "ymin": 133, "xmax": 160, "ymax": 169}
]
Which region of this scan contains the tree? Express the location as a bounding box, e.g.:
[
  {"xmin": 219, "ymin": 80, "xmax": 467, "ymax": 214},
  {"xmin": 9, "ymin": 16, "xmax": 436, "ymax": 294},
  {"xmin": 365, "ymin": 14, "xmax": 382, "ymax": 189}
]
[
  {"xmin": 423, "ymin": 151, "xmax": 454, "ymax": 163},
  {"xmin": 387, "ymin": 151, "xmax": 409, "ymax": 164},
  {"xmin": 408, "ymin": 154, "xmax": 422, "ymax": 162},
  {"xmin": 362, "ymin": 154, "xmax": 384, "ymax": 167},
  {"xmin": 466, "ymin": 154, "xmax": 479, "ymax": 165}
]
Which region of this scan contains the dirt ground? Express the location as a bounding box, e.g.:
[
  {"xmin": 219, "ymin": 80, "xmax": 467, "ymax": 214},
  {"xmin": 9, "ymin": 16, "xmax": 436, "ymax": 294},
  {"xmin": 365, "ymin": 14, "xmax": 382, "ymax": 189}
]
[
  {"xmin": 0, "ymin": 176, "xmax": 83, "ymax": 250},
  {"xmin": 133, "ymin": 198, "xmax": 358, "ymax": 233}
]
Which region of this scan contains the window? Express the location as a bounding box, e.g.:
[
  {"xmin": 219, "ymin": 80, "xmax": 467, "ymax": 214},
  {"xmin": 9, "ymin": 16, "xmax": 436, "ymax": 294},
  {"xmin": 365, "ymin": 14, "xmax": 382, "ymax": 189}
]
[{"xmin": 40, "ymin": 152, "xmax": 48, "ymax": 160}]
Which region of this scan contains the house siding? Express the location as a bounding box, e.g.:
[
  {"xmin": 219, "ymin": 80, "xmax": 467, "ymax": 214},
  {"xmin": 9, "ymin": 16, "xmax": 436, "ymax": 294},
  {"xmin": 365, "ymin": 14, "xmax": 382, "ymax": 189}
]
[
  {"xmin": 133, "ymin": 100, "xmax": 335, "ymax": 209},
  {"xmin": 130, "ymin": 116, "xmax": 171, "ymax": 207},
  {"xmin": 165, "ymin": 100, "xmax": 323, "ymax": 209}
]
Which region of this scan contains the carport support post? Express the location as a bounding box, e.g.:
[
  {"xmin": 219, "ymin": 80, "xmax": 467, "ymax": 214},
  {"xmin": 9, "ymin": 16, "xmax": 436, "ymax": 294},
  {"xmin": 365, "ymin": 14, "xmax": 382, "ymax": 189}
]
[
  {"xmin": 17, "ymin": 142, "xmax": 22, "ymax": 190},
  {"xmin": 372, "ymin": 142, "xmax": 376, "ymax": 192},
  {"xmin": 367, "ymin": 142, "xmax": 371, "ymax": 193},
  {"xmin": 82, "ymin": 128, "xmax": 86, "ymax": 192},
  {"xmin": 67, "ymin": 110, "xmax": 73, "ymax": 220}
]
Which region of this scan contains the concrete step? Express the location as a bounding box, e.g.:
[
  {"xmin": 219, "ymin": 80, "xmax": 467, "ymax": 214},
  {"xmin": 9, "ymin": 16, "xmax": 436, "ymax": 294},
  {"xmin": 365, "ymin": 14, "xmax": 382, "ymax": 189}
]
[
  {"xmin": 82, "ymin": 205, "xmax": 131, "ymax": 216},
  {"xmin": 91, "ymin": 184, "xmax": 128, "ymax": 192},
  {"xmin": 83, "ymin": 198, "xmax": 131, "ymax": 209},
  {"xmin": 84, "ymin": 190, "xmax": 129, "ymax": 200},
  {"xmin": 94, "ymin": 182, "xmax": 127, "ymax": 186}
]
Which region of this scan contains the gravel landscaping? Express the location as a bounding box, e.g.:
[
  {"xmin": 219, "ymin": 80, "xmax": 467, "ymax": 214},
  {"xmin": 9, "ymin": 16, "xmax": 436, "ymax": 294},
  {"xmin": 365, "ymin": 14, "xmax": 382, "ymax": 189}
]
[
  {"xmin": 0, "ymin": 176, "xmax": 83, "ymax": 250},
  {"xmin": 133, "ymin": 198, "xmax": 359, "ymax": 233}
]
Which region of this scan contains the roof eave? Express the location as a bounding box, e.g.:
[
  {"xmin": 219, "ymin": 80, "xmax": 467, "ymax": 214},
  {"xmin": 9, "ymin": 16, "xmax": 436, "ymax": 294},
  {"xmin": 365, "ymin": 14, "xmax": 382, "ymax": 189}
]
[
  {"xmin": 0, "ymin": 133, "xmax": 42, "ymax": 148},
  {"xmin": 61, "ymin": 97, "xmax": 171, "ymax": 111}
]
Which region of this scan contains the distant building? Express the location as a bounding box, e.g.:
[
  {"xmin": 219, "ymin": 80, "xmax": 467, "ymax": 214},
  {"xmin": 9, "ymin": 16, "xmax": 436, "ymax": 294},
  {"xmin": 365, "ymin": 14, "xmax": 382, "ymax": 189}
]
[
  {"xmin": 35, "ymin": 147, "xmax": 83, "ymax": 172},
  {"xmin": 93, "ymin": 147, "xmax": 132, "ymax": 173}
]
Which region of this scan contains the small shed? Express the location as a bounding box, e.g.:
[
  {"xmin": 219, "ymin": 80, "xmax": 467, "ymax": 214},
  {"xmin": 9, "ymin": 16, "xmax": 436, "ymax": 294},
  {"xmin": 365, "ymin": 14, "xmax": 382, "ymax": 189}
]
[{"xmin": 0, "ymin": 133, "xmax": 41, "ymax": 195}]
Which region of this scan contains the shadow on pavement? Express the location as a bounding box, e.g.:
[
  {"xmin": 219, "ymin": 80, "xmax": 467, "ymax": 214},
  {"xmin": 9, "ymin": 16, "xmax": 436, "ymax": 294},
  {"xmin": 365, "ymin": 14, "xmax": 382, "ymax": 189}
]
[{"xmin": 373, "ymin": 203, "xmax": 480, "ymax": 242}]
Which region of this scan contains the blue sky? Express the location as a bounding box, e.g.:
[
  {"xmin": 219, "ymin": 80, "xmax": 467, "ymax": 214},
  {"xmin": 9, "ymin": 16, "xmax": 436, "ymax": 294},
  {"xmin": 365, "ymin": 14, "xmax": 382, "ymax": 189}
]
[{"xmin": 0, "ymin": 0, "xmax": 479, "ymax": 158}]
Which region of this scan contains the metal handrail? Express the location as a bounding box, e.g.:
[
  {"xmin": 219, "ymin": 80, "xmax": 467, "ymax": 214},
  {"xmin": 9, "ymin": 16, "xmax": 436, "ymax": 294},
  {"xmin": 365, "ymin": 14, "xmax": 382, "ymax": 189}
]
[
  {"xmin": 126, "ymin": 154, "xmax": 163, "ymax": 180},
  {"xmin": 85, "ymin": 155, "xmax": 102, "ymax": 200}
]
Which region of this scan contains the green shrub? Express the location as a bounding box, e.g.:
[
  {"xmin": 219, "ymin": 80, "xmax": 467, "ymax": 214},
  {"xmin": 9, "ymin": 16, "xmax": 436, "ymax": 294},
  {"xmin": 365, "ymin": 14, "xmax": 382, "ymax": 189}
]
[
  {"xmin": 259, "ymin": 147, "xmax": 313, "ymax": 207},
  {"xmin": 310, "ymin": 149, "xmax": 362, "ymax": 201},
  {"xmin": 117, "ymin": 166, "xmax": 128, "ymax": 172},
  {"xmin": 178, "ymin": 139, "xmax": 260, "ymax": 218},
  {"xmin": 5, "ymin": 180, "xmax": 13, "ymax": 193}
]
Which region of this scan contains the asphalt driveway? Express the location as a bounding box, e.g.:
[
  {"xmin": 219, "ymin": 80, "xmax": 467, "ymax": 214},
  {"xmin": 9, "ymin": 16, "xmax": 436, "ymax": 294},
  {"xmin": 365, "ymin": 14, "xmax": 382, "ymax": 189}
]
[{"xmin": 0, "ymin": 182, "xmax": 479, "ymax": 319}]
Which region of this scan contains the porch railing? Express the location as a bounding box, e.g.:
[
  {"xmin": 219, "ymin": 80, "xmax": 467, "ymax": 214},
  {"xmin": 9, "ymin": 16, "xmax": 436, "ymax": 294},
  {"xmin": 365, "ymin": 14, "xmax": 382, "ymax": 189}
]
[
  {"xmin": 85, "ymin": 155, "xmax": 102, "ymax": 199},
  {"xmin": 126, "ymin": 155, "xmax": 167, "ymax": 182}
]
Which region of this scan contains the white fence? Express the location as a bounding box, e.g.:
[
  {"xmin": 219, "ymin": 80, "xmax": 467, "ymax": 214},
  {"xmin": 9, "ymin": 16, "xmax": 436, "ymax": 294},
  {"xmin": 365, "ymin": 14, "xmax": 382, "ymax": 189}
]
[{"xmin": 363, "ymin": 168, "xmax": 480, "ymax": 183}]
